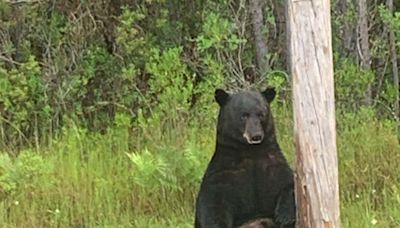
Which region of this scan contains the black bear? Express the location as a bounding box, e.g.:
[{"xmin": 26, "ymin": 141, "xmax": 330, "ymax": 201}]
[{"xmin": 195, "ymin": 88, "xmax": 295, "ymax": 228}]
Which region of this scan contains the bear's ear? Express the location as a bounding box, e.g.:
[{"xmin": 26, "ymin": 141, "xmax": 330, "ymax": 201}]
[
  {"xmin": 261, "ymin": 88, "xmax": 276, "ymax": 103},
  {"xmin": 215, "ymin": 89, "xmax": 230, "ymax": 107}
]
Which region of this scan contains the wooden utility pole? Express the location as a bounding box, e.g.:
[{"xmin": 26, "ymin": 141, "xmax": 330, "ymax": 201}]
[{"xmin": 287, "ymin": 0, "xmax": 340, "ymax": 227}]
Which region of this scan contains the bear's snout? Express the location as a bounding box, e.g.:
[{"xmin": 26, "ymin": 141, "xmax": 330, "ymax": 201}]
[{"xmin": 243, "ymin": 118, "xmax": 264, "ymax": 144}]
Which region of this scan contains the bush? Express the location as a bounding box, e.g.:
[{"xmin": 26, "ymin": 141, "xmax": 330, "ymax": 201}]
[{"xmin": 0, "ymin": 150, "xmax": 52, "ymax": 197}]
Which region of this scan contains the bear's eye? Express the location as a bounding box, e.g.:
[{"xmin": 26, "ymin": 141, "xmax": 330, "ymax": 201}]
[
  {"xmin": 241, "ymin": 113, "xmax": 249, "ymax": 120},
  {"xmin": 257, "ymin": 113, "xmax": 265, "ymax": 119}
]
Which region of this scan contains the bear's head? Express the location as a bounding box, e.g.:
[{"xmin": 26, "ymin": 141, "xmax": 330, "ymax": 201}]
[{"xmin": 215, "ymin": 88, "xmax": 276, "ymax": 145}]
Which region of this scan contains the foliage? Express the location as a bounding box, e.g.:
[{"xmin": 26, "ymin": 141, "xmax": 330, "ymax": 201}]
[
  {"xmin": 196, "ymin": 12, "xmax": 244, "ymax": 52},
  {"xmin": 0, "ymin": 0, "xmax": 398, "ymax": 147},
  {"xmin": 145, "ymin": 47, "xmax": 193, "ymax": 124},
  {"xmin": 334, "ymin": 57, "xmax": 374, "ymax": 110},
  {"xmin": 0, "ymin": 105, "xmax": 398, "ymax": 227},
  {"xmin": 0, "ymin": 0, "xmax": 399, "ymax": 227},
  {"xmin": 379, "ymin": 5, "xmax": 400, "ymax": 46},
  {"xmin": 0, "ymin": 56, "xmax": 48, "ymax": 147},
  {"xmin": 0, "ymin": 150, "xmax": 52, "ymax": 197}
]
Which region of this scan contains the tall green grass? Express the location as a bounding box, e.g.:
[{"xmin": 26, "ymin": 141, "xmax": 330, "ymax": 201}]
[
  {"xmin": 338, "ymin": 109, "xmax": 400, "ymax": 227},
  {"xmin": 0, "ymin": 107, "xmax": 399, "ymax": 227}
]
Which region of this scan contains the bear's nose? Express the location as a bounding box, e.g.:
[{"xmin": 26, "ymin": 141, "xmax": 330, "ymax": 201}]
[{"xmin": 250, "ymin": 135, "xmax": 263, "ymax": 144}]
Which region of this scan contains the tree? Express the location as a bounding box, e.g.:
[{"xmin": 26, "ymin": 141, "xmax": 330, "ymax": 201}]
[
  {"xmin": 357, "ymin": 0, "xmax": 372, "ymax": 105},
  {"xmin": 335, "ymin": 0, "xmax": 357, "ymax": 57},
  {"xmin": 287, "ymin": 0, "xmax": 341, "ymax": 227},
  {"xmin": 249, "ymin": 0, "xmax": 268, "ymax": 73},
  {"xmin": 386, "ymin": 0, "xmax": 399, "ymax": 120}
]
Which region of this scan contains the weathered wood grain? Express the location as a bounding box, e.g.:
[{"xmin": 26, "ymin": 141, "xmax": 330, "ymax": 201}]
[{"xmin": 287, "ymin": 0, "xmax": 341, "ymax": 227}]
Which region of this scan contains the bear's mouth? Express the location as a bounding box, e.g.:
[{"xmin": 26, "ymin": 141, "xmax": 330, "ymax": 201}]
[{"xmin": 243, "ymin": 133, "xmax": 264, "ymax": 144}]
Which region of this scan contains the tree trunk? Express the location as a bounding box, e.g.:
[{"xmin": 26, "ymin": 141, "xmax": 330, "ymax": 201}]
[
  {"xmin": 387, "ymin": 0, "xmax": 399, "ymax": 120},
  {"xmin": 287, "ymin": 0, "xmax": 341, "ymax": 227},
  {"xmin": 249, "ymin": 0, "xmax": 269, "ymax": 74},
  {"xmin": 271, "ymin": 0, "xmax": 287, "ymax": 69},
  {"xmin": 336, "ymin": 0, "xmax": 357, "ymax": 57},
  {"xmin": 358, "ymin": 0, "xmax": 372, "ymax": 105}
]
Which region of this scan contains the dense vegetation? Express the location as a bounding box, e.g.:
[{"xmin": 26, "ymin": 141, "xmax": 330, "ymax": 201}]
[{"xmin": 0, "ymin": 0, "xmax": 399, "ymax": 227}]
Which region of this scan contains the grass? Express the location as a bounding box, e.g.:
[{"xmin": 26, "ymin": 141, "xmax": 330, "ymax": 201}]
[{"xmin": 0, "ymin": 106, "xmax": 399, "ymax": 227}]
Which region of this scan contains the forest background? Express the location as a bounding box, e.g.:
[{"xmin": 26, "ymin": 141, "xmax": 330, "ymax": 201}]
[{"xmin": 0, "ymin": 0, "xmax": 399, "ymax": 227}]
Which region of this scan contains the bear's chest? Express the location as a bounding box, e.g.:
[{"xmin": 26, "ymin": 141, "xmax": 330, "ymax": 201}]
[
  {"xmin": 238, "ymin": 154, "xmax": 281, "ymax": 176},
  {"xmin": 207, "ymin": 154, "xmax": 284, "ymax": 192},
  {"xmin": 230, "ymin": 156, "xmax": 283, "ymax": 218}
]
